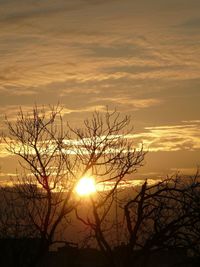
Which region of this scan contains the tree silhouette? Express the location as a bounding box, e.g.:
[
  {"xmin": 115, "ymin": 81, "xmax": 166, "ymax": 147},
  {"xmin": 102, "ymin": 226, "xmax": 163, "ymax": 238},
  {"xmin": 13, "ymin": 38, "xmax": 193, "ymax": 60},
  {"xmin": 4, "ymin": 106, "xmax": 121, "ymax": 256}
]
[
  {"xmin": 1, "ymin": 105, "xmax": 78, "ymax": 264},
  {"xmin": 2, "ymin": 105, "xmax": 199, "ymax": 267},
  {"xmin": 73, "ymin": 110, "xmax": 145, "ymax": 267},
  {"xmin": 123, "ymin": 172, "xmax": 200, "ymax": 267},
  {"xmin": 1, "ymin": 105, "xmax": 145, "ymax": 266}
]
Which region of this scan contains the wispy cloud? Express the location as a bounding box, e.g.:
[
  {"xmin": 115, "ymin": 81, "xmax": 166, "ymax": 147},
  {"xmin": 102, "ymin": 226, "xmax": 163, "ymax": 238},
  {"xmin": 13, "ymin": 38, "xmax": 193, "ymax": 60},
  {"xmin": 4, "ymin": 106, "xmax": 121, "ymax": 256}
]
[
  {"xmin": 0, "ymin": 143, "xmax": 9, "ymax": 158},
  {"xmin": 90, "ymin": 97, "xmax": 162, "ymax": 110},
  {"xmin": 61, "ymin": 105, "xmax": 106, "ymax": 114},
  {"xmin": 0, "ymin": 0, "xmax": 200, "ymax": 97},
  {"xmin": 131, "ymin": 121, "xmax": 200, "ymax": 152},
  {"xmin": 0, "ymin": 0, "xmax": 200, "ymax": 178},
  {"xmin": 175, "ymin": 17, "xmax": 200, "ymax": 31}
]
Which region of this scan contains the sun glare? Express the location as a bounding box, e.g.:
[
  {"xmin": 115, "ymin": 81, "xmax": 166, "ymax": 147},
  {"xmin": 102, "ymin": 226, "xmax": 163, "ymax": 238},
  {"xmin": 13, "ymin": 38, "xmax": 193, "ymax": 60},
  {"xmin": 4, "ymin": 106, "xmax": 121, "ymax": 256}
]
[{"xmin": 75, "ymin": 176, "xmax": 96, "ymax": 196}]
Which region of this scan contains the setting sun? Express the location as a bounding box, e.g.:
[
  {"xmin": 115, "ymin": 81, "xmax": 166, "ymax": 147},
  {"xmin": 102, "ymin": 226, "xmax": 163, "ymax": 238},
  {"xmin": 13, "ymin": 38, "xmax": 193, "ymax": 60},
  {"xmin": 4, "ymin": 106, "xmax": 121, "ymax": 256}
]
[{"xmin": 75, "ymin": 176, "xmax": 96, "ymax": 196}]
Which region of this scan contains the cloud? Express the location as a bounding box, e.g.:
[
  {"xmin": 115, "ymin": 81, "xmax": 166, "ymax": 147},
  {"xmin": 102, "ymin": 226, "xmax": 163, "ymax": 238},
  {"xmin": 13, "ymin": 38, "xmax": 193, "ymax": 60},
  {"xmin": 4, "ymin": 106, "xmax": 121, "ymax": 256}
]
[
  {"xmin": 0, "ymin": 104, "xmax": 107, "ymax": 124},
  {"xmin": 0, "ymin": 0, "xmax": 200, "ymax": 173},
  {"xmin": 130, "ymin": 121, "xmax": 200, "ymax": 152},
  {"xmin": 0, "ymin": 0, "xmax": 199, "ymax": 106},
  {"xmin": 0, "ymin": 143, "xmax": 10, "ymax": 158},
  {"xmin": 0, "ymin": 105, "xmax": 38, "ymax": 122},
  {"xmin": 175, "ymin": 17, "xmax": 200, "ymax": 30},
  {"xmin": 169, "ymin": 167, "xmax": 198, "ymax": 175},
  {"xmin": 61, "ymin": 105, "xmax": 106, "ymax": 115},
  {"xmin": 90, "ymin": 97, "xmax": 162, "ymax": 110},
  {"xmin": 131, "ymin": 99, "xmax": 162, "ymax": 109},
  {"xmin": 1, "ymin": 30, "xmax": 199, "ymax": 99}
]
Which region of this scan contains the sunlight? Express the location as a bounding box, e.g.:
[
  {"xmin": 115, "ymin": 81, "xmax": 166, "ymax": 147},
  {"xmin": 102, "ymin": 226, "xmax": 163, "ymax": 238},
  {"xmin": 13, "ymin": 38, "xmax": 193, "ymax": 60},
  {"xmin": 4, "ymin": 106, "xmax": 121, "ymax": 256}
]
[{"xmin": 75, "ymin": 176, "xmax": 96, "ymax": 196}]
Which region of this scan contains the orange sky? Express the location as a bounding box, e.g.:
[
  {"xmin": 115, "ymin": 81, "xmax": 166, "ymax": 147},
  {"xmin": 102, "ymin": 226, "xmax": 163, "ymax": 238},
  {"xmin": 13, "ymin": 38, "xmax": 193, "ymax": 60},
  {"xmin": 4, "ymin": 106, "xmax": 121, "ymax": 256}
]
[{"xmin": 0, "ymin": 0, "xmax": 200, "ymax": 181}]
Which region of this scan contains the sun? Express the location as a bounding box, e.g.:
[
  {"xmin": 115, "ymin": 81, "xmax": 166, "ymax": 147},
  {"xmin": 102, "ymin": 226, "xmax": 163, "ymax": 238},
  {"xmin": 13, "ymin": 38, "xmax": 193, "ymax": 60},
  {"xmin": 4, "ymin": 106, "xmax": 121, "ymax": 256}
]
[{"xmin": 75, "ymin": 176, "xmax": 96, "ymax": 196}]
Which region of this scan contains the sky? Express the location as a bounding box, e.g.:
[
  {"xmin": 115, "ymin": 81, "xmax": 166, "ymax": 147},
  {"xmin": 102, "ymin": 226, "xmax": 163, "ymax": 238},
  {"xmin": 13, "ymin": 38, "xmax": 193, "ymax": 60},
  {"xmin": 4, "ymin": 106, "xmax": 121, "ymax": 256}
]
[{"xmin": 0, "ymin": 0, "xmax": 200, "ymax": 181}]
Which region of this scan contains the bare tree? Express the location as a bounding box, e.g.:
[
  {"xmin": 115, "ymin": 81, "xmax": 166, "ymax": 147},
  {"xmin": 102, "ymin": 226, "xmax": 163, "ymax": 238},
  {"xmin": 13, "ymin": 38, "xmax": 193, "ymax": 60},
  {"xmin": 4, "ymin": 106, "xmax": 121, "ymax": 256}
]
[
  {"xmin": 124, "ymin": 172, "xmax": 200, "ymax": 267},
  {"xmin": 72, "ymin": 110, "xmax": 145, "ymax": 267},
  {"xmin": 1, "ymin": 106, "xmax": 145, "ymax": 266},
  {"xmin": 1, "ymin": 105, "xmax": 79, "ymax": 264},
  {"xmin": 3, "ymin": 105, "xmax": 199, "ymax": 267}
]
